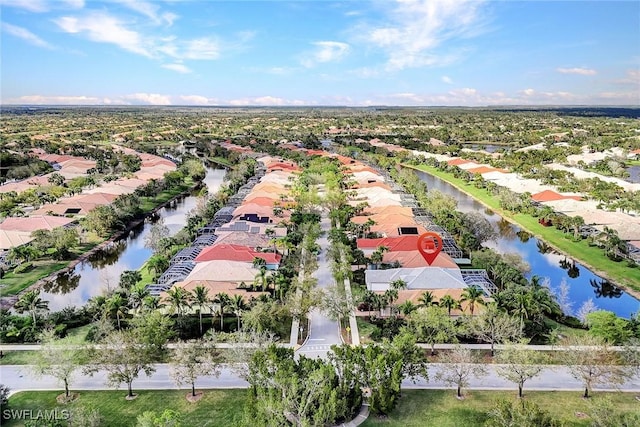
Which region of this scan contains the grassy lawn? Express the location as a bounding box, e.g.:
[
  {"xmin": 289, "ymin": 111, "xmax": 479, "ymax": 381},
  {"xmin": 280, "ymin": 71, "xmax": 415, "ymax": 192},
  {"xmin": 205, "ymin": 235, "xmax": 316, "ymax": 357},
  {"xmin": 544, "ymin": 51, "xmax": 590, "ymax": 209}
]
[
  {"xmin": 0, "ymin": 350, "xmax": 38, "ymax": 365},
  {"xmin": 0, "ymin": 260, "xmax": 69, "ymax": 297},
  {"xmin": 208, "ymin": 157, "xmax": 234, "ymax": 168},
  {"xmin": 356, "ymin": 317, "xmax": 379, "ymax": 344},
  {"xmin": 139, "ymin": 180, "xmax": 195, "ymax": 213},
  {"xmin": 405, "ymin": 164, "xmax": 640, "ymax": 295},
  {"xmin": 4, "ymin": 389, "xmax": 246, "ymax": 427},
  {"xmin": 362, "ymin": 390, "xmax": 639, "ymax": 427}
]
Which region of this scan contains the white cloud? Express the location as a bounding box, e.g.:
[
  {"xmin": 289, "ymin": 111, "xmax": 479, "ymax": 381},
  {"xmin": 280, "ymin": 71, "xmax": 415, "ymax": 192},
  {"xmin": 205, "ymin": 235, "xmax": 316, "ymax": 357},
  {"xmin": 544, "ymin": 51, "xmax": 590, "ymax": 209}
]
[
  {"xmin": 228, "ymin": 96, "xmax": 308, "ymax": 106},
  {"xmin": 614, "ymin": 69, "xmax": 640, "ymax": 86},
  {"xmin": 179, "ymin": 95, "xmax": 210, "ymax": 105},
  {"xmin": 0, "ymin": 0, "xmax": 49, "ymax": 12},
  {"xmin": 4, "ymin": 95, "xmax": 101, "ymax": 104},
  {"xmin": 301, "ymin": 41, "xmax": 350, "ymax": 68},
  {"xmin": 62, "ymin": 0, "xmax": 84, "ymax": 8},
  {"xmin": 521, "ymin": 88, "xmax": 536, "ymax": 96},
  {"xmin": 181, "ymin": 38, "xmax": 220, "ymax": 60},
  {"xmin": 1, "ymin": 22, "xmax": 54, "ymax": 49},
  {"xmin": 114, "ymin": 0, "xmax": 177, "ymax": 26},
  {"xmin": 162, "ymin": 63, "xmax": 191, "ymax": 74},
  {"xmin": 55, "ymin": 12, "xmax": 152, "ymax": 57},
  {"xmin": 441, "ymin": 76, "xmax": 453, "ymax": 84},
  {"xmin": 556, "ymin": 67, "xmax": 597, "ymax": 76},
  {"xmin": 123, "ymin": 93, "xmax": 171, "ymax": 105},
  {"xmin": 358, "ymin": 0, "xmax": 487, "ymax": 71}
]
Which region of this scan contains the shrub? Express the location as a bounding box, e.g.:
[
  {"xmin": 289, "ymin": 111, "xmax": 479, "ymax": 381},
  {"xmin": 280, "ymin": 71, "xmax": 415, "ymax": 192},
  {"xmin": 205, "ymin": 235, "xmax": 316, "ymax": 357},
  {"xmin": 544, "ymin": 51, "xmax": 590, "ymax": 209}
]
[{"xmin": 13, "ymin": 262, "xmax": 33, "ymax": 274}]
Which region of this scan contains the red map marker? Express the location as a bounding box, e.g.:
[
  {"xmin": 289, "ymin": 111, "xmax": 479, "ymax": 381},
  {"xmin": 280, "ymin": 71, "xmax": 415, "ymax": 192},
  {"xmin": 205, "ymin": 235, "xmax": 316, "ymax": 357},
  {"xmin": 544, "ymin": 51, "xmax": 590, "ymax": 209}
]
[{"xmin": 417, "ymin": 232, "xmax": 443, "ymax": 266}]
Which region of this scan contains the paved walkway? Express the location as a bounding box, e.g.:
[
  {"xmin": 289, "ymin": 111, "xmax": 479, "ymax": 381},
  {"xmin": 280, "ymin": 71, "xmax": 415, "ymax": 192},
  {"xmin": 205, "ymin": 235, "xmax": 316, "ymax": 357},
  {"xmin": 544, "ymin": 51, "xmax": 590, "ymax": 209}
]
[
  {"xmin": 2, "ymin": 364, "xmax": 639, "ymax": 395},
  {"xmin": 295, "ymin": 214, "xmax": 342, "ymax": 359}
]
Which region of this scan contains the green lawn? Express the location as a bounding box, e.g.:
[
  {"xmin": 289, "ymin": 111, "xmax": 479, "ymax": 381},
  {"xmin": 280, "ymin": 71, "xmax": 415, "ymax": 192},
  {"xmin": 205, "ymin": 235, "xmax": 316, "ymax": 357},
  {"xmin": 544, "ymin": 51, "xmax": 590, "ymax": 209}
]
[
  {"xmin": 362, "ymin": 390, "xmax": 639, "ymax": 427},
  {"xmin": 0, "ymin": 350, "xmax": 38, "ymax": 365},
  {"xmin": 356, "ymin": 317, "xmax": 379, "ymax": 343},
  {"xmin": 4, "ymin": 389, "xmax": 246, "ymax": 427},
  {"xmin": 0, "ymin": 260, "xmax": 69, "ymax": 297},
  {"xmin": 405, "ymin": 164, "xmax": 640, "ymax": 295},
  {"xmin": 208, "ymin": 157, "xmax": 234, "ymax": 168}
]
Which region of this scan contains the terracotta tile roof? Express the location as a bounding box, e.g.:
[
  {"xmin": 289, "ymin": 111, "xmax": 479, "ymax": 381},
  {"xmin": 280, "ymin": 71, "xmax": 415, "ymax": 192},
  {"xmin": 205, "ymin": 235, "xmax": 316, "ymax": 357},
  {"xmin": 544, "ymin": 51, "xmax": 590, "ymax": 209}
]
[
  {"xmin": 0, "ymin": 215, "xmax": 75, "ymax": 232},
  {"xmin": 358, "ymin": 235, "xmax": 422, "ymax": 251},
  {"xmin": 168, "ymin": 280, "xmax": 268, "ymax": 304},
  {"xmin": 0, "ymin": 229, "xmax": 33, "ymax": 250},
  {"xmin": 195, "ymin": 243, "xmax": 281, "ymax": 263},
  {"xmin": 447, "ymin": 158, "xmax": 476, "ymax": 166},
  {"xmin": 531, "ymin": 189, "xmax": 582, "ymax": 202},
  {"xmin": 383, "ymin": 251, "xmax": 458, "ymax": 269},
  {"xmin": 185, "ymin": 260, "xmax": 260, "ymax": 282},
  {"xmin": 467, "ymin": 166, "xmax": 506, "ymax": 174}
]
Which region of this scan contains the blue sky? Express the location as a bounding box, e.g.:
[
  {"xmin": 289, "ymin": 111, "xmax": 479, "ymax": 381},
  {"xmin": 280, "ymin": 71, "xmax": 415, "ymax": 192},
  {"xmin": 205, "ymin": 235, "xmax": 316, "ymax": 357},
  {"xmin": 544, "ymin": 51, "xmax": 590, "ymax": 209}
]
[{"xmin": 1, "ymin": 0, "xmax": 638, "ymax": 106}]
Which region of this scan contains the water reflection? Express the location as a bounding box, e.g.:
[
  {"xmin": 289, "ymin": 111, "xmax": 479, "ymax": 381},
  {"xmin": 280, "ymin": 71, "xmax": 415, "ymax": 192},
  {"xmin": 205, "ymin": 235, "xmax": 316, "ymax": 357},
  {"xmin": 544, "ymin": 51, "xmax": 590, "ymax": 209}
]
[
  {"xmin": 42, "ymin": 270, "xmax": 80, "ymax": 294},
  {"xmin": 87, "ymin": 240, "xmax": 128, "ymax": 269},
  {"xmin": 590, "ymin": 278, "xmax": 623, "ymax": 299},
  {"xmin": 497, "ymin": 219, "xmax": 517, "ymax": 240},
  {"xmin": 416, "ymin": 169, "xmax": 640, "ymax": 318},
  {"xmin": 537, "ymin": 241, "xmax": 552, "ymax": 254},
  {"xmin": 41, "ymin": 168, "xmax": 227, "ymax": 311},
  {"xmin": 517, "ymin": 230, "xmax": 532, "ymax": 243}
]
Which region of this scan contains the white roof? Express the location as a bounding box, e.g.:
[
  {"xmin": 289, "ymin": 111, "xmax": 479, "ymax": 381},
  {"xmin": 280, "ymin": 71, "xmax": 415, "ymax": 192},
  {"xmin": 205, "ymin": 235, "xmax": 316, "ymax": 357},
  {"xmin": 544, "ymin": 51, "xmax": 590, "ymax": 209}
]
[{"xmin": 365, "ymin": 267, "xmax": 466, "ymax": 291}]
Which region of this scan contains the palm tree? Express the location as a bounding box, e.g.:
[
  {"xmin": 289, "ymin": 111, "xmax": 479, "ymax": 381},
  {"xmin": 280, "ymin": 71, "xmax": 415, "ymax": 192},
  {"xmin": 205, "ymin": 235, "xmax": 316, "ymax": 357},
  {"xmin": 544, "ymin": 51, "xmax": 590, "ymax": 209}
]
[
  {"xmin": 253, "ymin": 266, "xmax": 270, "ymax": 292},
  {"xmin": 106, "ymin": 293, "xmax": 127, "ymax": 329},
  {"xmin": 418, "ymin": 290, "xmax": 437, "ymax": 307},
  {"xmin": 213, "ymin": 292, "xmax": 230, "ymax": 331},
  {"xmin": 397, "ymin": 300, "xmax": 418, "ymax": 317},
  {"xmin": 383, "ymin": 288, "xmax": 399, "ymax": 317},
  {"xmin": 439, "ymin": 294, "xmax": 461, "ymax": 316},
  {"xmin": 252, "ymin": 257, "xmax": 267, "ymax": 270},
  {"xmin": 229, "ymin": 294, "xmax": 247, "ymax": 331},
  {"xmin": 14, "ymin": 290, "xmax": 49, "ymax": 331},
  {"xmin": 128, "ymin": 283, "xmax": 150, "ymax": 313},
  {"xmin": 460, "ymin": 286, "xmax": 485, "ymax": 315},
  {"xmin": 146, "ymin": 255, "xmax": 169, "ymax": 281},
  {"xmin": 192, "ymin": 285, "xmax": 211, "ymax": 335},
  {"xmin": 370, "ymin": 245, "xmax": 389, "ymax": 269},
  {"xmin": 164, "ymin": 287, "xmax": 192, "ymax": 318},
  {"xmin": 142, "ymin": 295, "xmax": 164, "ymax": 311},
  {"xmin": 390, "ymin": 279, "xmax": 407, "ymax": 291}
]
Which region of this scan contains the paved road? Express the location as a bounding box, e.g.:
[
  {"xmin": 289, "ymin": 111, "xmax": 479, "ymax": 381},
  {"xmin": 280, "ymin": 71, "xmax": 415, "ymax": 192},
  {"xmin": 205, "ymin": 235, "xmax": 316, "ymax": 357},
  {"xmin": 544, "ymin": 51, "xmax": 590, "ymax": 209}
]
[
  {"xmin": 2, "ymin": 364, "xmax": 639, "ymax": 396},
  {"xmin": 295, "ymin": 214, "xmax": 342, "ymax": 359}
]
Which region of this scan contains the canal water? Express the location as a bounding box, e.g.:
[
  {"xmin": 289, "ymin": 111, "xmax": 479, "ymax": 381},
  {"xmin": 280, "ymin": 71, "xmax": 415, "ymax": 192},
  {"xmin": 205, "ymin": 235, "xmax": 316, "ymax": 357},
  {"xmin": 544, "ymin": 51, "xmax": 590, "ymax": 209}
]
[
  {"xmin": 415, "ymin": 170, "xmax": 640, "ymax": 318},
  {"xmin": 42, "ymin": 168, "xmax": 226, "ymax": 311}
]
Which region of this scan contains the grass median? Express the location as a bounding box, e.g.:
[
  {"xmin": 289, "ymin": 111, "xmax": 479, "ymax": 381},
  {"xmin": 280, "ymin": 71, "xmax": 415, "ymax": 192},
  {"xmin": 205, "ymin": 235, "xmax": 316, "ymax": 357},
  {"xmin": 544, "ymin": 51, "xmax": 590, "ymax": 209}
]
[
  {"xmin": 4, "ymin": 389, "xmax": 246, "ymax": 427},
  {"xmin": 362, "ymin": 389, "xmax": 638, "ymax": 427}
]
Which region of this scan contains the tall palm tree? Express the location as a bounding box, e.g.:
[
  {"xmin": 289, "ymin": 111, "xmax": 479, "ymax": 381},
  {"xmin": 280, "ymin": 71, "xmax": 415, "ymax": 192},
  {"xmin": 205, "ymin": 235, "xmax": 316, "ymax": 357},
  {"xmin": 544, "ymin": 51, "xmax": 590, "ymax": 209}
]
[
  {"xmin": 164, "ymin": 287, "xmax": 192, "ymax": 318},
  {"xmin": 14, "ymin": 290, "xmax": 49, "ymax": 331},
  {"xmin": 229, "ymin": 294, "xmax": 247, "ymax": 331},
  {"xmin": 128, "ymin": 283, "xmax": 150, "ymax": 313},
  {"xmin": 106, "ymin": 293, "xmax": 127, "ymax": 329},
  {"xmin": 192, "ymin": 285, "xmax": 211, "ymax": 335},
  {"xmin": 142, "ymin": 295, "xmax": 164, "ymax": 311},
  {"xmin": 254, "ymin": 266, "xmax": 270, "ymax": 292},
  {"xmin": 397, "ymin": 300, "xmax": 418, "ymax": 317},
  {"xmin": 146, "ymin": 255, "xmax": 169, "ymax": 281},
  {"xmin": 439, "ymin": 294, "xmax": 461, "ymax": 316},
  {"xmin": 418, "ymin": 291, "xmax": 436, "ymax": 307},
  {"xmin": 213, "ymin": 292, "xmax": 231, "ymax": 331},
  {"xmin": 460, "ymin": 286, "xmax": 485, "ymax": 315}
]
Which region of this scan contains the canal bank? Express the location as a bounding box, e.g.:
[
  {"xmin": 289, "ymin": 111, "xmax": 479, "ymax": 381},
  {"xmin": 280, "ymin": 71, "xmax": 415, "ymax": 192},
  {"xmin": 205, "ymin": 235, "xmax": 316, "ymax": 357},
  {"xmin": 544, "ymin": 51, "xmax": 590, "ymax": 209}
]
[
  {"xmin": 27, "ymin": 169, "xmax": 226, "ymax": 311},
  {"xmin": 403, "ymin": 163, "xmax": 640, "ymax": 316}
]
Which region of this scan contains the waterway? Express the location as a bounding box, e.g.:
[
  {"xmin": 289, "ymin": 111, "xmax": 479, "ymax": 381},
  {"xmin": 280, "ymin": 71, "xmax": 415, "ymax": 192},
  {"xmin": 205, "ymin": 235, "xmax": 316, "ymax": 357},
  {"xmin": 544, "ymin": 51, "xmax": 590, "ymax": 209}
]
[
  {"xmin": 415, "ymin": 170, "xmax": 640, "ymax": 318},
  {"xmin": 41, "ymin": 168, "xmax": 226, "ymax": 311}
]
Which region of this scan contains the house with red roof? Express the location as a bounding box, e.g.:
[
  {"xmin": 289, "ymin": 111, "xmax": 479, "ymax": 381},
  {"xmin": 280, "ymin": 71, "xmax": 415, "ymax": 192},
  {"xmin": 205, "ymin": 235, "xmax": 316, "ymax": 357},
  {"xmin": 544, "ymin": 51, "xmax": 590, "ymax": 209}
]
[{"xmin": 195, "ymin": 243, "xmax": 281, "ymax": 269}]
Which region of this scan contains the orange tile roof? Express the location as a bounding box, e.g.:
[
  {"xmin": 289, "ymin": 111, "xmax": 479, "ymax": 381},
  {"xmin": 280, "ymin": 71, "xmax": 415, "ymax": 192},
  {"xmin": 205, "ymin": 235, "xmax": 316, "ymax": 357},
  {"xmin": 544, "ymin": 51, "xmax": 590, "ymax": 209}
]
[
  {"xmin": 447, "ymin": 158, "xmax": 476, "ymax": 166},
  {"xmin": 531, "ymin": 189, "xmax": 582, "ymax": 202},
  {"xmin": 0, "ymin": 215, "xmax": 75, "ymax": 232},
  {"xmin": 466, "ymin": 166, "xmax": 506, "ymax": 174},
  {"xmin": 195, "ymin": 243, "xmax": 281, "ymax": 263},
  {"xmin": 383, "ymin": 251, "xmax": 458, "ymax": 269}
]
